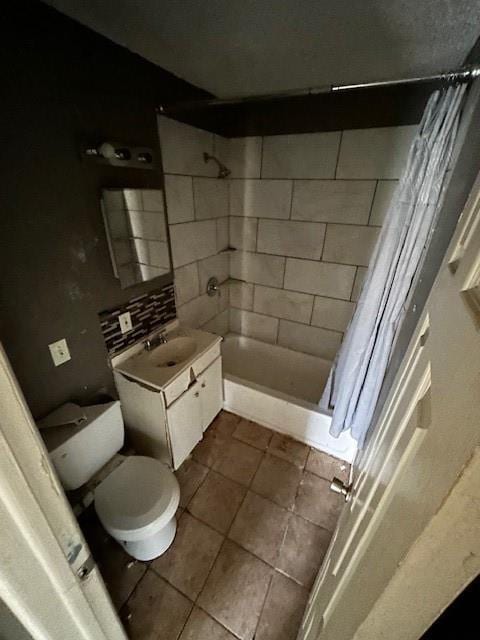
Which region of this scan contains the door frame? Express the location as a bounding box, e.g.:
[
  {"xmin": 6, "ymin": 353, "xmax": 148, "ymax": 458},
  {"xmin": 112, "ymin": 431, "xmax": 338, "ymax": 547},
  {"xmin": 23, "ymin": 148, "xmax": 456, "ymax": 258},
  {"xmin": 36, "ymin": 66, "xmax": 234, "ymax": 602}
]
[{"xmin": 0, "ymin": 344, "xmax": 127, "ymax": 640}]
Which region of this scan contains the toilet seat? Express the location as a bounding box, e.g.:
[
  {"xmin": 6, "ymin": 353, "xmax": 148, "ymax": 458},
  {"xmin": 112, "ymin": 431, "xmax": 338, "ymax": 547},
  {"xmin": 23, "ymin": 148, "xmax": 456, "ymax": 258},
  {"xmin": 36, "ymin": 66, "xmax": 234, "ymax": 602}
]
[{"xmin": 94, "ymin": 455, "xmax": 180, "ymax": 542}]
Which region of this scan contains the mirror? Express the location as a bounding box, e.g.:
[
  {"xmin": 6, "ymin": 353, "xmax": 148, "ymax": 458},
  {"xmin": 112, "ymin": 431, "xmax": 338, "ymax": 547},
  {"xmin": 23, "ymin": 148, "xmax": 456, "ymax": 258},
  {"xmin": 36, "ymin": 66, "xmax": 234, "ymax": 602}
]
[{"xmin": 101, "ymin": 188, "xmax": 172, "ymax": 288}]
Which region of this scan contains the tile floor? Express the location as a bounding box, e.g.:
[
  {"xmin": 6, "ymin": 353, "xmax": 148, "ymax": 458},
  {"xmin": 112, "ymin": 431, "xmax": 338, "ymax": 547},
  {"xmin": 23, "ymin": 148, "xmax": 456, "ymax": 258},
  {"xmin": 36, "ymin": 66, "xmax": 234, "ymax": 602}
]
[{"xmin": 80, "ymin": 411, "xmax": 349, "ymax": 640}]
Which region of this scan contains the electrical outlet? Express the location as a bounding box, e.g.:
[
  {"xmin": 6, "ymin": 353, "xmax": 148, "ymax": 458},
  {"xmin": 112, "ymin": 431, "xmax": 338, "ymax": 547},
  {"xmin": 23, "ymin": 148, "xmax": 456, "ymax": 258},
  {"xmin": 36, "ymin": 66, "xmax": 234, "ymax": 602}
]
[
  {"xmin": 49, "ymin": 338, "xmax": 71, "ymax": 367},
  {"xmin": 119, "ymin": 311, "xmax": 133, "ymax": 334}
]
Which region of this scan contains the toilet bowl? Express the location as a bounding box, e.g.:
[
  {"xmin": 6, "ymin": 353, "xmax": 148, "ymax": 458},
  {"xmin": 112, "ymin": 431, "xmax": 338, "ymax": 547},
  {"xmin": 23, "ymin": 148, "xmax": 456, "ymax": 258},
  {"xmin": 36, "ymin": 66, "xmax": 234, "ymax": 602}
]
[
  {"xmin": 95, "ymin": 455, "xmax": 180, "ymax": 561},
  {"xmin": 39, "ymin": 400, "xmax": 180, "ymax": 561}
]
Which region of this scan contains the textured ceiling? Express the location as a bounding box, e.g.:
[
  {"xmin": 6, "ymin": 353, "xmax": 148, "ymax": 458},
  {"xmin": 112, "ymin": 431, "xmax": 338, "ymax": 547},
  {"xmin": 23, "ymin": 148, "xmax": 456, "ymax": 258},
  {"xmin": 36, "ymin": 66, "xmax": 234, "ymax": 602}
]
[{"xmin": 45, "ymin": 0, "xmax": 480, "ymax": 98}]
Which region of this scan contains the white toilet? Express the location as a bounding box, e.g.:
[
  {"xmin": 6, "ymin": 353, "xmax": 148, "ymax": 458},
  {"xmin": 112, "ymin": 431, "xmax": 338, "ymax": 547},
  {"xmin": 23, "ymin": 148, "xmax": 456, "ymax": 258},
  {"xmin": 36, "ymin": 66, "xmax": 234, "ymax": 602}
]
[{"xmin": 39, "ymin": 400, "xmax": 180, "ymax": 561}]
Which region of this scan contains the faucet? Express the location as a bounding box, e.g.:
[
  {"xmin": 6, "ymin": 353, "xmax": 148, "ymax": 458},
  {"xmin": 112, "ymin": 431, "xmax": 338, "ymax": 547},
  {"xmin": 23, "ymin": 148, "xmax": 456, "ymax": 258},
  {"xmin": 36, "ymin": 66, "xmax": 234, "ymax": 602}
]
[{"xmin": 144, "ymin": 332, "xmax": 168, "ymax": 351}]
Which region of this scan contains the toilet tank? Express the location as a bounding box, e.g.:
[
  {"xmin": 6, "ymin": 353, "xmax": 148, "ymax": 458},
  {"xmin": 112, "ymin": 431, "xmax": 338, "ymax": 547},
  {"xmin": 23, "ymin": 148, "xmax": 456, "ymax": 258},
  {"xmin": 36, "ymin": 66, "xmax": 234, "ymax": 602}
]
[{"xmin": 40, "ymin": 401, "xmax": 124, "ymax": 491}]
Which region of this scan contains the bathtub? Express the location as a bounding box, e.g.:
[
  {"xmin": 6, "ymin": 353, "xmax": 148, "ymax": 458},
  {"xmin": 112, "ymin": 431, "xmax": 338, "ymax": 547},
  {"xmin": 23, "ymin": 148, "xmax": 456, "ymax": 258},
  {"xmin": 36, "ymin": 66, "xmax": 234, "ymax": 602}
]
[{"xmin": 222, "ymin": 334, "xmax": 357, "ymax": 463}]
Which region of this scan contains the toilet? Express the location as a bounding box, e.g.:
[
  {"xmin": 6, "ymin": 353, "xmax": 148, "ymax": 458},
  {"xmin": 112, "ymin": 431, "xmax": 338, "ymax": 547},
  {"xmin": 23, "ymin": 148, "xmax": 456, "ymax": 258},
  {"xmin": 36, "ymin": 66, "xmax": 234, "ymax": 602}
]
[{"xmin": 39, "ymin": 400, "xmax": 180, "ymax": 561}]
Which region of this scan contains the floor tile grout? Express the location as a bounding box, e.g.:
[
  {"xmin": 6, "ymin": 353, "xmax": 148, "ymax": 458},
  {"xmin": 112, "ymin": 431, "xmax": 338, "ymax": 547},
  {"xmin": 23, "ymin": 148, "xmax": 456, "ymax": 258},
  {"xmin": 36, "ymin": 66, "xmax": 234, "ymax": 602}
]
[
  {"xmin": 190, "ymin": 427, "xmax": 270, "ymax": 637},
  {"xmin": 116, "ymin": 412, "xmax": 342, "ymax": 638}
]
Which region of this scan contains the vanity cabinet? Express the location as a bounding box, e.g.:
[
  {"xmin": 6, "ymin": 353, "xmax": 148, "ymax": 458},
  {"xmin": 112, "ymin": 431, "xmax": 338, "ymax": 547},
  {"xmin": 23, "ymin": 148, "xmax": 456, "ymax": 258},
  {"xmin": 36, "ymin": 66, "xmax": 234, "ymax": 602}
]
[
  {"xmin": 114, "ymin": 340, "xmax": 223, "ymax": 470},
  {"xmin": 198, "ymin": 357, "xmax": 223, "ymax": 432},
  {"xmin": 167, "ymin": 380, "xmax": 203, "ymax": 470}
]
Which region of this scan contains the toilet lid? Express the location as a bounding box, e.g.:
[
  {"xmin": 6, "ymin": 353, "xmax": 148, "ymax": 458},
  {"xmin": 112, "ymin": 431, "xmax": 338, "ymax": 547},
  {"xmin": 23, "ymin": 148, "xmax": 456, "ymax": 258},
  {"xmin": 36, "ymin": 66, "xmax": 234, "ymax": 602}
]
[{"xmin": 94, "ymin": 456, "xmax": 179, "ymax": 540}]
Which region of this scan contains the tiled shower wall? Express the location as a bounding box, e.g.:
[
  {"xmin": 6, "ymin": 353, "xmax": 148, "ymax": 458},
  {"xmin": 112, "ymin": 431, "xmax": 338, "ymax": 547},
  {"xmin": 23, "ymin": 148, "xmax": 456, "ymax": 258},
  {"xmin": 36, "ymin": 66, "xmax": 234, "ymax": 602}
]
[
  {"xmin": 222, "ymin": 126, "xmax": 415, "ymax": 360},
  {"xmin": 158, "ymin": 117, "xmax": 230, "ymax": 334},
  {"xmin": 159, "ymin": 116, "xmax": 416, "ymax": 361}
]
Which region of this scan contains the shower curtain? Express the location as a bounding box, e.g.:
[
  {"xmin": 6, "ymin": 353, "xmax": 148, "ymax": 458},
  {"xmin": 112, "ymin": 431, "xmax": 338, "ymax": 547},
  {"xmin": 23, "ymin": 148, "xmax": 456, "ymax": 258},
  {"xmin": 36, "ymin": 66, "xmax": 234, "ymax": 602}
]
[{"xmin": 321, "ymin": 84, "xmax": 466, "ymax": 447}]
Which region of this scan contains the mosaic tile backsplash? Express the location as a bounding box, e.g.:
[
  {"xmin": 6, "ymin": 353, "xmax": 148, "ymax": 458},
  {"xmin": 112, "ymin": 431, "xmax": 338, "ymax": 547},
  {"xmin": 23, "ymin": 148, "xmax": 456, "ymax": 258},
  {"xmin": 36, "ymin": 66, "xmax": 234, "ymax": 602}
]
[{"xmin": 99, "ymin": 282, "xmax": 176, "ymax": 355}]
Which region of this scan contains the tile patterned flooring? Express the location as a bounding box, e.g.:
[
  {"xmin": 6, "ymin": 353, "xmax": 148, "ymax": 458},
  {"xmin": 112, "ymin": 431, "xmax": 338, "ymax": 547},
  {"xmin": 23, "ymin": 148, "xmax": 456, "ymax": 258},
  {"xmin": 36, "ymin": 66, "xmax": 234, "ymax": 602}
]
[{"xmin": 80, "ymin": 411, "xmax": 349, "ymax": 640}]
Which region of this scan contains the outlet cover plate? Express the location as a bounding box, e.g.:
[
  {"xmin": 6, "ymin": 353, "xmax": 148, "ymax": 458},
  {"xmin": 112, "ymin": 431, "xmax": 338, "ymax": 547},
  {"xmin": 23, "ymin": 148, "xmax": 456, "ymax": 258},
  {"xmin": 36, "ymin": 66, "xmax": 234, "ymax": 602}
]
[
  {"xmin": 49, "ymin": 338, "xmax": 71, "ymax": 367},
  {"xmin": 119, "ymin": 311, "xmax": 133, "ymax": 334}
]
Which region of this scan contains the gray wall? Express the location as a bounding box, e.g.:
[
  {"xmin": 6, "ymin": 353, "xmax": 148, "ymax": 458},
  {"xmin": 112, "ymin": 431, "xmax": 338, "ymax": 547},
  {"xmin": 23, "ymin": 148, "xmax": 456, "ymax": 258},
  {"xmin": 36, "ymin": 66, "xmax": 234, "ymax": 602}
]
[{"xmin": 0, "ymin": 2, "xmax": 206, "ymax": 418}]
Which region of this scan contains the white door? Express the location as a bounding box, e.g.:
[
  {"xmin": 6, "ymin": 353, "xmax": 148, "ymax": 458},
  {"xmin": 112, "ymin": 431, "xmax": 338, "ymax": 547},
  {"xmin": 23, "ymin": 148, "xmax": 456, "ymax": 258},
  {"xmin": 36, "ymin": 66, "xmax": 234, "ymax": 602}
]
[
  {"xmin": 198, "ymin": 357, "xmax": 223, "ymax": 432},
  {"xmin": 167, "ymin": 380, "xmax": 203, "ymax": 469},
  {"xmin": 299, "ymin": 173, "xmax": 480, "ymax": 640},
  {"xmin": 0, "ymin": 344, "xmax": 127, "ymax": 640}
]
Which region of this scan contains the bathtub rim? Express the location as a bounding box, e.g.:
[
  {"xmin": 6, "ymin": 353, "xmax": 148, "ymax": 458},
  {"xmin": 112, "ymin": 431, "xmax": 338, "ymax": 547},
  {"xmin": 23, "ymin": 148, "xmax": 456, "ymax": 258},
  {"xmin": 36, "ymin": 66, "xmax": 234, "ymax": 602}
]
[{"xmin": 222, "ymin": 372, "xmax": 357, "ymax": 463}]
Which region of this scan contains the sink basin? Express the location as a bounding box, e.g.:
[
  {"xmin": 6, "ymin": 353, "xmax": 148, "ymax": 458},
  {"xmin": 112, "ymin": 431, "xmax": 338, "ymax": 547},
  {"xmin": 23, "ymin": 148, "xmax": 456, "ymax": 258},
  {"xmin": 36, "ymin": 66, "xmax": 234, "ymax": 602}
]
[{"xmin": 146, "ymin": 336, "xmax": 197, "ymax": 368}]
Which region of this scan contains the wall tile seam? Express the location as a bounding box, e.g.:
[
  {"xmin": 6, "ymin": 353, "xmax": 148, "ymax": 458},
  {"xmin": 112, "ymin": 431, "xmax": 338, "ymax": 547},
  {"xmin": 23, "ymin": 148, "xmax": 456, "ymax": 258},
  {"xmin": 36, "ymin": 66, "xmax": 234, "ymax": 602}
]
[
  {"xmin": 164, "ymin": 171, "xmax": 225, "ymax": 179},
  {"xmin": 366, "ymin": 179, "xmax": 379, "ymax": 226},
  {"xmin": 226, "ymin": 326, "xmax": 344, "ymax": 359},
  {"xmin": 168, "ymin": 214, "xmax": 229, "ymax": 226},
  {"xmin": 229, "ymin": 287, "xmax": 357, "ymax": 306},
  {"xmin": 226, "ymin": 179, "xmax": 231, "ymax": 217},
  {"xmin": 176, "ymin": 292, "xmax": 219, "ymax": 312},
  {"xmin": 229, "ymin": 213, "xmax": 378, "ymax": 228},
  {"xmin": 233, "ymin": 301, "xmax": 345, "ymax": 334},
  {"xmin": 227, "ymin": 278, "xmax": 355, "ymax": 302},
  {"xmin": 333, "ymin": 130, "xmax": 344, "ymax": 180},
  {"xmin": 288, "ymin": 179, "xmax": 295, "ymax": 221},
  {"xmin": 278, "ymin": 316, "xmax": 344, "ymax": 336},
  {"xmin": 228, "ymin": 176, "xmax": 393, "ymax": 182},
  {"xmin": 259, "ymin": 136, "xmax": 265, "ymax": 179},
  {"xmin": 233, "ymin": 249, "xmax": 363, "ymax": 270},
  {"xmin": 283, "ymin": 254, "xmax": 366, "ymax": 269}
]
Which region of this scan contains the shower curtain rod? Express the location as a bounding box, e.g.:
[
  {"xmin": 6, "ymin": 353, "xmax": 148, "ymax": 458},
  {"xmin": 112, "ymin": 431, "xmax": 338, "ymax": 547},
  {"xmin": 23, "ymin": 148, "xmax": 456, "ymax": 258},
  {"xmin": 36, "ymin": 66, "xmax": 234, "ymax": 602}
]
[{"xmin": 158, "ymin": 64, "xmax": 480, "ymax": 113}]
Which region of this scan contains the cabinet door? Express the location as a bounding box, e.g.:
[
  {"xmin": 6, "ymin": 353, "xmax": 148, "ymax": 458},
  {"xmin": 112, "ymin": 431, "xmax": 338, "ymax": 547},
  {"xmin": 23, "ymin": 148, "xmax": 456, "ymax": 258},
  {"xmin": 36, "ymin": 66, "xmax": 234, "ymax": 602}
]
[
  {"xmin": 198, "ymin": 357, "xmax": 223, "ymax": 432},
  {"xmin": 167, "ymin": 381, "xmax": 203, "ymax": 469}
]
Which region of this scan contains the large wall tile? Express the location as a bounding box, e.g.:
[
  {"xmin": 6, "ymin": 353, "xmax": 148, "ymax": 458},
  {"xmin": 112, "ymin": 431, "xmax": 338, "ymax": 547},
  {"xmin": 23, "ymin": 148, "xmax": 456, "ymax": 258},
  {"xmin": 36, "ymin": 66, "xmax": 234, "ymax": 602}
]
[
  {"xmin": 215, "ymin": 136, "xmax": 262, "ymax": 178},
  {"xmin": 229, "ymin": 281, "xmax": 254, "ymax": 310},
  {"xmin": 198, "ymin": 253, "xmax": 229, "ymax": 291},
  {"xmin": 229, "ymin": 179, "xmax": 292, "ymax": 219},
  {"xmin": 193, "ymin": 178, "xmax": 229, "ymax": 219},
  {"xmin": 169, "ymin": 220, "xmax": 217, "ymax": 268},
  {"xmin": 229, "ymin": 217, "xmax": 258, "ymax": 251},
  {"xmin": 284, "ymin": 258, "xmax": 355, "ymax": 300},
  {"xmin": 351, "ymin": 266, "xmax": 368, "ymax": 302},
  {"xmin": 216, "ymin": 217, "xmax": 229, "ymax": 251},
  {"xmin": 230, "ymin": 251, "xmax": 285, "ymax": 288},
  {"xmin": 369, "ymin": 180, "xmax": 398, "ymax": 226},
  {"xmin": 174, "ymin": 263, "xmax": 199, "ymax": 306},
  {"xmin": 254, "ymin": 285, "xmax": 313, "ymax": 324},
  {"xmin": 164, "ymin": 175, "xmax": 195, "ymax": 224},
  {"xmin": 292, "ymin": 180, "xmax": 376, "ymax": 224},
  {"xmin": 323, "ymin": 224, "xmax": 379, "ymax": 267},
  {"xmin": 257, "ymin": 220, "xmax": 325, "ymax": 259},
  {"xmin": 262, "ymin": 132, "xmax": 341, "ymax": 179},
  {"xmin": 311, "ymin": 297, "xmax": 355, "ymax": 332},
  {"xmin": 202, "ymin": 309, "xmax": 229, "ymax": 336},
  {"xmin": 177, "ymin": 294, "xmax": 219, "ymax": 328},
  {"xmin": 278, "ymin": 320, "xmax": 342, "ymax": 360},
  {"xmin": 218, "ymin": 282, "xmax": 229, "ymax": 313},
  {"xmin": 336, "ymin": 125, "xmax": 416, "ymax": 179},
  {"xmin": 158, "ymin": 116, "xmax": 216, "ymax": 176},
  {"xmin": 230, "ymin": 309, "xmax": 278, "ymax": 344}
]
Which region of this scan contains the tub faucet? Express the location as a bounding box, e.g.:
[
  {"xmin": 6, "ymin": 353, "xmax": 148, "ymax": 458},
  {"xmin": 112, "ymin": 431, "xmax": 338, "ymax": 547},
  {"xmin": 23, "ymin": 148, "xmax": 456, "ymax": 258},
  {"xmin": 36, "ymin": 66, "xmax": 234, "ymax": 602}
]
[{"xmin": 144, "ymin": 332, "xmax": 168, "ymax": 351}]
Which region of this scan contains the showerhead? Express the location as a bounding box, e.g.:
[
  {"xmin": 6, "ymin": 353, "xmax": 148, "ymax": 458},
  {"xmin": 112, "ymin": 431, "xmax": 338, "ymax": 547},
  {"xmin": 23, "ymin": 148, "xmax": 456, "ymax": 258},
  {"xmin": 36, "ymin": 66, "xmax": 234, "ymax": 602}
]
[{"xmin": 203, "ymin": 152, "xmax": 231, "ymax": 178}]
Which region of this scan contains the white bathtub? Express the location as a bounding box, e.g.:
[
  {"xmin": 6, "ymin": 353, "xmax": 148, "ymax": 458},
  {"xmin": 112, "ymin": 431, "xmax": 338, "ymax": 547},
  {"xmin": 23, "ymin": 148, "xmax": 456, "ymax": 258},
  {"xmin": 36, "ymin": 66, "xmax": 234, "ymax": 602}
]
[{"xmin": 222, "ymin": 334, "xmax": 357, "ymax": 463}]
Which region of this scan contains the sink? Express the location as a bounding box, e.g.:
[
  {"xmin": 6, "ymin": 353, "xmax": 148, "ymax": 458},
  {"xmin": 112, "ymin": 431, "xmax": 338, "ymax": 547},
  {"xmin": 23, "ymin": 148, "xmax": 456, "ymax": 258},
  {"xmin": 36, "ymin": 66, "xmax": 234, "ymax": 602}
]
[{"xmin": 146, "ymin": 336, "xmax": 197, "ymax": 368}]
